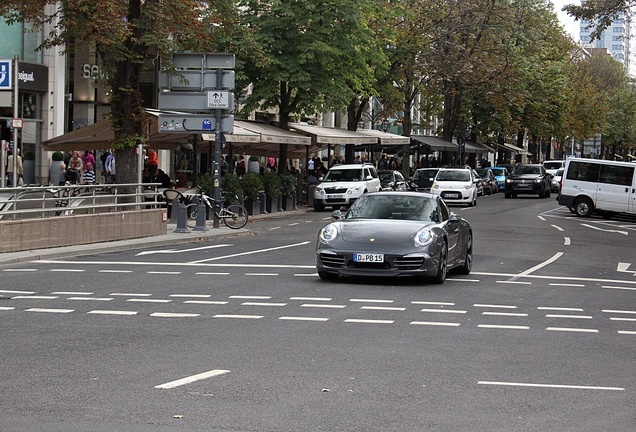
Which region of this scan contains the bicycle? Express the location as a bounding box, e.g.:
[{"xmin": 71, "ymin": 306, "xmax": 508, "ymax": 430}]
[{"xmin": 186, "ymin": 186, "xmax": 249, "ymax": 229}]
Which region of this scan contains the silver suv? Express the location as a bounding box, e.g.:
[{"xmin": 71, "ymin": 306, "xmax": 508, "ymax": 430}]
[{"xmin": 313, "ymin": 163, "xmax": 381, "ymax": 211}]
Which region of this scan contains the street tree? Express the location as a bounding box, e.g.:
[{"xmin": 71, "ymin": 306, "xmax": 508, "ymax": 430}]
[{"xmin": 562, "ymin": 0, "xmax": 631, "ymax": 40}]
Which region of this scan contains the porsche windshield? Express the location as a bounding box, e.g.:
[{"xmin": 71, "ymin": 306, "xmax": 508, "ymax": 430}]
[
  {"xmin": 323, "ymin": 169, "xmax": 363, "ymax": 182},
  {"xmin": 346, "ymin": 195, "xmax": 440, "ymax": 222}
]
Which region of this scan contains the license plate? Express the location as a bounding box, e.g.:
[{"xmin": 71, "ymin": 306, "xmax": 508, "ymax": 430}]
[
  {"xmin": 327, "ymin": 194, "xmax": 344, "ymax": 199},
  {"xmin": 354, "ymin": 253, "xmax": 384, "ymax": 263},
  {"xmin": 444, "ymin": 192, "xmax": 460, "ymax": 198}
]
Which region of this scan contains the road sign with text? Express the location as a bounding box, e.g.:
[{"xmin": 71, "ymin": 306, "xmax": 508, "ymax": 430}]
[{"xmin": 158, "ymin": 114, "xmax": 234, "ymax": 133}]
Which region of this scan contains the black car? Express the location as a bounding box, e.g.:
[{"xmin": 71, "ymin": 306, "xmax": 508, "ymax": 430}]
[
  {"xmin": 378, "ymin": 170, "xmax": 408, "ymax": 191},
  {"xmin": 409, "ymin": 168, "xmax": 439, "ymax": 192},
  {"xmin": 504, "ymin": 163, "xmax": 551, "ymax": 198},
  {"xmin": 475, "ymin": 168, "xmax": 498, "ymax": 195}
]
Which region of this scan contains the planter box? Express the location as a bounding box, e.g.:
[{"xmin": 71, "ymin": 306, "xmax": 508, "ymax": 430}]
[
  {"xmin": 266, "ymin": 196, "xmax": 279, "ymax": 214},
  {"xmin": 244, "ymin": 198, "xmax": 260, "ymax": 216}
]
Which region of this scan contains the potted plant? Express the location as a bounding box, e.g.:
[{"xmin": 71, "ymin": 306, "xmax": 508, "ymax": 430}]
[
  {"xmin": 220, "ymin": 173, "xmax": 244, "ymax": 205},
  {"xmin": 50, "ymin": 151, "xmax": 66, "ymax": 185},
  {"xmin": 22, "ymin": 150, "xmax": 36, "ymax": 185},
  {"xmin": 279, "ymin": 174, "xmax": 298, "ymax": 211},
  {"xmin": 262, "ymin": 171, "xmax": 281, "ymax": 213},
  {"xmin": 248, "ymin": 155, "xmax": 260, "ymax": 173},
  {"xmin": 239, "ymin": 172, "xmax": 263, "ymax": 215}
]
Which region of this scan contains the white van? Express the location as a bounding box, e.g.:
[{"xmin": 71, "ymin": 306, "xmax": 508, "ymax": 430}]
[
  {"xmin": 558, "ymin": 158, "xmax": 636, "ymax": 218},
  {"xmin": 542, "ymin": 160, "xmax": 565, "ymax": 176}
]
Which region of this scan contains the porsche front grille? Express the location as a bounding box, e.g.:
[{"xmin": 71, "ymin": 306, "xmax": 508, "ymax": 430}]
[
  {"xmin": 320, "ymin": 253, "xmax": 345, "ymax": 267},
  {"xmin": 393, "ymin": 256, "xmax": 425, "ymax": 270}
]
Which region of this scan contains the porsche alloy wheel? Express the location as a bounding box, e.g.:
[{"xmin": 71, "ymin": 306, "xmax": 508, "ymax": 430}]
[{"xmin": 431, "ymin": 241, "xmax": 448, "ymax": 284}]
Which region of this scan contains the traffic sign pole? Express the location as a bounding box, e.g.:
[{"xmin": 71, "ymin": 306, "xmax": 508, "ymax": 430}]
[{"xmin": 12, "ymin": 55, "xmax": 18, "ymax": 188}]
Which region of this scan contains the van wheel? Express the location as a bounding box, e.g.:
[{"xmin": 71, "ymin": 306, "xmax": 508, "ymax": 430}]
[{"xmin": 574, "ymin": 197, "xmax": 593, "ymax": 217}]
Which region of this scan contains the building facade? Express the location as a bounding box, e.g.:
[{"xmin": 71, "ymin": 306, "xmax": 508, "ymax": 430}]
[{"xmin": 579, "ymin": 12, "xmax": 631, "ymax": 72}]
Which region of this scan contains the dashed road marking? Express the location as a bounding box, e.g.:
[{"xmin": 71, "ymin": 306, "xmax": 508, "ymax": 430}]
[
  {"xmin": 545, "ymin": 314, "xmax": 592, "ymax": 319},
  {"xmin": 213, "ymin": 314, "xmax": 263, "ymax": 319},
  {"xmin": 155, "ymin": 369, "xmax": 230, "ymax": 389},
  {"xmin": 478, "ymin": 381, "xmax": 624, "ymax": 391},
  {"xmin": 482, "ymin": 312, "xmax": 528, "ymax": 317},
  {"xmin": 301, "ymin": 304, "xmax": 346, "ymax": 309},
  {"xmin": 473, "ymin": 304, "xmax": 517, "ymax": 309},
  {"xmin": 279, "ymin": 316, "xmax": 329, "ymax": 322},
  {"xmin": 546, "ymin": 327, "xmax": 598, "ymax": 333},
  {"xmin": 361, "ymin": 306, "xmax": 406, "ymax": 311},
  {"xmin": 88, "ymin": 310, "xmax": 138, "ymax": 315},
  {"xmin": 538, "ymin": 307, "xmax": 584, "ymax": 312},
  {"xmin": 67, "ymin": 297, "xmax": 113, "ymax": 301},
  {"xmin": 241, "ymin": 302, "xmax": 287, "ymax": 307},
  {"xmin": 25, "ymin": 308, "xmax": 74, "ymax": 313},
  {"xmin": 350, "ymin": 299, "xmax": 394, "ymax": 303},
  {"xmin": 345, "ymin": 319, "xmax": 393, "ymax": 324},
  {"xmin": 420, "ymin": 308, "xmax": 467, "ymax": 314},
  {"xmin": 289, "ymin": 297, "xmax": 332, "ymax": 301},
  {"xmin": 410, "ymin": 321, "xmax": 460, "ymax": 327},
  {"xmin": 478, "ymin": 324, "xmax": 529, "ymax": 330},
  {"xmin": 126, "ymin": 299, "xmax": 171, "ymax": 303},
  {"xmin": 52, "ymin": 291, "xmax": 93, "ymax": 295},
  {"xmin": 150, "ymin": 313, "xmax": 200, "ymax": 318}
]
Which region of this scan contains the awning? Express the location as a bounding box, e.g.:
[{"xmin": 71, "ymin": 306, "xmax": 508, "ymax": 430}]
[
  {"xmin": 500, "ymin": 143, "xmax": 531, "ymax": 155},
  {"xmin": 289, "ymin": 123, "xmax": 377, "ymax": 145},
  {"xmin": 41, "ymin": 109, "xmax": 190, "ymax": 151},
  {"xmin": 464, "ymin": 141, "xmax": 495, "ymax": 154},
  {"xmin": 354, "ymin": 129, "xmax": 410, "ymax": 145},
  {"xmin": 411, "ymin": 135, "xmax": 458, "ymax": 151}
]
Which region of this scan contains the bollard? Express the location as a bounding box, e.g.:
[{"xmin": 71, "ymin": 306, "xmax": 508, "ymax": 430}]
[
  {"xmin": 277, "ymin": 191, "xmax": 283, "ymax": 212},
  {"xmin": 193, "ymin": 201, "xmax": 208, "ymax": 231},
  {"xmin": 291, "ymin": 193, "xmax": 297, "ymax": 210},
  {"xmin": 170, "ymin": 197, "xmax": 180, "ymax": 223},
  {"xmin": 259, "ymin": 191, "xmax": 267, "ymax": 214},
  {"xmin": 173, "ymin": 200, "xmax": 190, "ymax": 233}
]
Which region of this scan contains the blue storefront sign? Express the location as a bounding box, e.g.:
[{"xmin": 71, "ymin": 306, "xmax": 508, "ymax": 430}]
[{"xmin": 0, "ymin": 59, "xmax": 12, "ymax": 90}]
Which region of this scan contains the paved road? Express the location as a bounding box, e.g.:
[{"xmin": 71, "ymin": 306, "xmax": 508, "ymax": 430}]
[{"xmin": 1, "ymin": 194, "xmax": 635, "ymax": 431}]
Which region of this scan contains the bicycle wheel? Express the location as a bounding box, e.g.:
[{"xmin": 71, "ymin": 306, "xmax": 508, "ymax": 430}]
[{"xmin": 221, "ymin": 204, "xmax": 248, "ymax": 229}]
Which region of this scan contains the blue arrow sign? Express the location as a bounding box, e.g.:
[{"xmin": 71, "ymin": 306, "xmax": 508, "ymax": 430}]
[{"xmin": 0, "ymin": 60, "xmax": 12, "ymax": 90}]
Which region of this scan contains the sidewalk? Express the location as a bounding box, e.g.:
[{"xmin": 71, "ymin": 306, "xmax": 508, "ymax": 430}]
[{"xmin": 0, "ymin": 206, "xmax": 312, "ymax": 266}]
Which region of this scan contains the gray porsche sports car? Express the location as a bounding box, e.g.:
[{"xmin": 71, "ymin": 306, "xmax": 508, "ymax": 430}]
[{"xmin": 316, "ymin": 191, "xmax": 473, "ymax": 283}]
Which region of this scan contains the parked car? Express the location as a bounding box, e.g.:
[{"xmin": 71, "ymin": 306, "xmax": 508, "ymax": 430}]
[
  {"xmin": 430, "ymin": 167, "xmax": 478, "ymax": 207},
  {"xmin": 409, "ymin": 168, "xmax": 440, "ymax": 192},
  {"xmin": 313, "ymin": 163, "xmax": 381, "ymax": 211},
  {"xmin": 315, "ymin": 191, "xmax": 473, "ymax": 283},
  {"xmin": 504, "ymin": 163, "xmax": 551, "ymax": 198},
  {"xmin": 551, "ymin": 167, "xmax": 564, "ymax": 193},
  {"xmin": 472, "ymin": 169, "xmax": 485, "ymax": 196},
  {"xmin": 490, "ymin": 166, "xmax": 509, "ymax": 192},
  {"xmin": 475, "ymin": 168, "xmax": 498, "ymax": 195},
  {"xmin": 542, "ymin": 160, "xmax": 565, "ymax": 177},
  {"xmin": 378, "ymin": 170, "xmax": 408, "ymax": 191}
]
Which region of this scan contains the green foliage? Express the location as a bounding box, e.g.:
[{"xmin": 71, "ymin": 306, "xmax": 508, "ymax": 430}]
[
  {"xmin": 249, "ymin": 155, "xmax": 259, "ymax": 162},
  {"xmin": 51, "ymin": 151, "xmax": 64, "ymax": 161},
  {"xmin": 239, "ymin": 172, "xmax": 263, "ymax": 201},
  {"xmin": 262, "ymin": 171, "xmax": 281, "ymax": 198},
  {"xmin": 197, "ymin": 173, "xmax": 216, "ymax": 197},
  {"xmin": 220, "ymin": 174, "xmax": 244, "ymax": 204},
  {"xmin": 279, "ymin": 174, "xmax": 297, "ymax": 197}
]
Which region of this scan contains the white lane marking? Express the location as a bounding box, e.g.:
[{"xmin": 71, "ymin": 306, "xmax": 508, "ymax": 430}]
[
  {"xmin": 610, "ymin": 317, "xmax": 636, "ymax": 322},
  {"xmin": 155, "ymin": 369, "xmax": 230, "ymax": 389},
  {"xmin": 549, "ymin": 283, "xmax": 585, "ymax": 287},
  {"xmin": 51, "ymin": 269, "xmax": 84, "ymax": 272},
  {"xmin": 137, "ymin": 244, "xmax": 231, "ymax": 256},
  {"xmin": 279, "ymin": 316, "xmax": 329, "ymax": 322},
  {"xmin": 241, "ymin": 302, "xmax": 287, "ymax": 307},
  {"xmin": 551, "ymin": 224, "xmax": 564, "ymax": 232},
  {"xmin": 473, "ymin": 304, "xmax": 517, "ymax": 309},
  {"xmin": 269, "ymin": 226, "xmax": 281, "ymax": 231},
  {"xmin": 289, "ymin": 297, "xmax": 332, "ymax": 301},
  {"xmin": 68, "ymin": 297, "xmax": 113, "ymax": 301},
  {"xmin": 519, "ymin": 252, "xmax": 564, "ymax": 276},
  {"xmin": 126, "ymin": 299, "xmax": 171, "ymax": 303},
  {"xmin": 229, "ymin": 295, "xmax": 271, "ymax": 299},
  {"xmin": 88, "ymin": 310, "xmax": 138, "ymax": 315},
  {"xmin": 564, "ymin": 237, "xmax": 571, "ymax": 246},
  {"xmin": 537, "ymin": 216, "xmax": 546, "ymax": 221},
  {"xmin": 2, "ymin": 269, "xmax": 37, "ymax": 272},
  {"xmin": 482, "ymin": 312, "xmax": 528, "ymax": 317},
  {"xmin": 98, "ymin": 270, "xmax": 133, "ymax": 273},
  {"xmin": 603, "ymin": 309, "xmax": 636, "ymax": 314},
  {"xmin": 410, "ymin": 321, "xmax": 460, "ymax": 327},
  {"xmin": 36, "ymin": 260, "xmax": 316, "ymax": 269},
  {"xmin": 170, "ymin": 294, "xmax": 211, "ymax": 298},
  {"xmin": 301, "ymin": 304, "xmax": 346, "ymax": 309},
  {"xmin": 412, "ymin": 301, "xmax": 455, "ymax": 306},
  {"xmin": 618, "ymin": 330, "xmax": 636, "ymax": 335},
  {"xmin": 213, "ymin": 314, "xmax": 263, "ymax": 319},
  {"xmin": 581, "ymin": 223, "xmax": 628, "ymax": 235},
  {"xmin": 0, "ymin": 290, "xmax": 35, "ymax": 294},
  {"xmin": 288, "ymin": 222, "xmax": 300, "ymax": 226},
  {"xmin": 478, "ymin": 381, "xmax": 624, "ymax": 391},
  {"xmin": 345, "ymin": 319, "xmax": 393, "ymax": 324},
  {"xmin": 0, "ymin": 307, "xmax": 16, "ymax": 311},
  {"xmin": 478, "ymin": 325, "xmax": 529, "ymax": 330},
  {"xmin": 361, "ymin": 306, "xmax": 406, "ymax": 311},
  {"xmin": 617, "ymin": 262, "xmax": 636, "ymax": 275},
  {"xmin": 195, "ymin": 272, "xmax": 230, "ymax": 275},
  {"xmin": 111, "ymin": 293, "xmax": 152, "ymax": 297},
  {"xmin": 496, "ymin": 280, "xmax": 532, "ymax": 285},
  {"xmin": 545, "ymin": 314, "xmax": 592, "ymax": 319},
  {"xmin": 189, "ymin": 241, "xmax": 311, "ymax": 264},
  {"xmin": 150, "ymin": 313, "xmax": 200, "ymax": 318},
  {"xmin": 350, "ymin": 299, "xmax": 394, "ymax": 303},
  {"xmin": 147, "ymin": 271, "xmax": 181, "ymax": 275},
  {"xmin": 294, "ymin": 273, "xmax": 319, "ymax": 277},
  {"xmin": 52, "ymin": 291, "xmax": 93, "ymax": 295},
  {"xmin": 245, "ymin": 273, "xmax": 279, "ymax": 276},
  {"xmin": 603, "ymin": 286, "xmax": 636, "ymax": 291},
  {"xmin": 538, "ymin": 307, "xmax": 584, "ymax": 312},
  {"xmin": 12, "ymin": 296, "xmax": 58, "ymax": 300},
  {"xmin": 26, "ymin": 308, "xmax": 74, "ymax": 313},
  {"xmin": 546, "ymin": 327, "xmax": 598, "ymax": 333},
  {"xmin": 450, "ymin": 279, "xmax": 480, "ymax": 282},
  {"xmin": 184, "ymin": 301, "xmax": 229, "ymax": 305},
  {"xmin": 420, "ymin": 308, "xmax": 466, "ymax": 314}
]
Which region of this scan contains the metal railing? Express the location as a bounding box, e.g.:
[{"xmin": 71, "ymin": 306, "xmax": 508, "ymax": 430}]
[{"xmin": 0, "ymin": 183, "xmax": 164, "ymax": 220}]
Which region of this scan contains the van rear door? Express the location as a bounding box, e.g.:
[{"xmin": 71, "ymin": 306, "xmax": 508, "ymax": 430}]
[
  {"xmin": 595, "ymin": 164, "xmax": 635, "ymax": 213},
  {"xmin": 630, "ymin": 170, "xmax": 636, "ymax": 213}
]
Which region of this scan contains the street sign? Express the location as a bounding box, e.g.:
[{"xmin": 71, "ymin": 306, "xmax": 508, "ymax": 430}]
[
  {"xmin": 0, "ymin": 59, "xmax": 12, "ymax": 90},
  {"xmin": 158, "ymin": 114, "xmax": 234, "ymax": 133},
  {"xmin": 207, "ymin": 91, "xmax": 231, "ymax": 109},
  {"xmin": 158, "ymin": 91, "xmax": 234, "ymax": 111},
  {"xmin": 11, "ymin": 118, "xmax": 22, "ymax": 128}
]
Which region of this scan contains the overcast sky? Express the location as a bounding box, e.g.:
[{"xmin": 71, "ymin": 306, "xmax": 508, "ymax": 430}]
[{"xmin": 552, "ymin": 0, "xmax": 580, "ymax": 40}]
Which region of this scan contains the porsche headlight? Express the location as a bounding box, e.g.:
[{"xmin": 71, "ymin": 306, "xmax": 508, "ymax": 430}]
[
  {"xmin": 415, "ymin": 228, "xmax": 435, "ymax": 247},
  {"xmin": 320, "ymin": 223, "xmax": 338, "ymax": 243}
]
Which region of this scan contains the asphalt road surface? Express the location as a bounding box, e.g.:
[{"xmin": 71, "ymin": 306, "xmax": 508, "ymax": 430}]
[{"xmin": 1, "ymin": 193, "xmax": 635, "ymax": 432}]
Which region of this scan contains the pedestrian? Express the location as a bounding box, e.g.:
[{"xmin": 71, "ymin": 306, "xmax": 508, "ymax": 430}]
[
  {"xmin": 83, "ymin": 161, "xmax": 96, "ymax": 184},
  {"xmin": 6, "ymin": 149, "xmax": 23, "ymax": 186},
  {"xmin": 236, "ymin": 154, "xmax": 246, "ymax": 177},
  {"xmin": 82, "ymin": 150, "xmax": 95, "ymax": 172},
  {"xmin": 104, "ymin": 150, "xmax": 116, "ymax": 183},
  {"xmin": 147, "ymin": 148, "xmax": 158, "ymax": 176},
  {"xmin": 66, "ymin": 151, "xmax": 83, "ymax": 184},
  {"xmin": 154, "ymin": 168, "xmax": 172, "ymax": 188}
]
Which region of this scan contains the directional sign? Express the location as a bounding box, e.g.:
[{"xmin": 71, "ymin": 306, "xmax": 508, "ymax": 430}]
[
  {"xmin": 207, "ymin": 91, "xmax": 231, "ymax": 109},
  {"xmin": 0, "ymin": 59, "xmax": 12, "ymax": 90},
  {"xmin": 158, "ymin": 114, "xmax": 234, "ymax": 133},
  {"xmin": 158, "ymin": 91, "xmax": 234, "ymax": 111}
]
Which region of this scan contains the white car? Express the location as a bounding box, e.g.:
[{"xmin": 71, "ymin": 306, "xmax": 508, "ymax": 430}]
[
  {"xmin": 542, "ymin": 160, "xmax": 565, "ymax": 177},
  {"xmin": 430, "ymin": 167, "xmax": 478, "ymax": 207},
  {"xmin": 551, "ymin": 167, "xmax": 563, "ymax": 192},
  {"xmin": 314, "ymin": 163, "xmax": 381, "ymax": 211}
]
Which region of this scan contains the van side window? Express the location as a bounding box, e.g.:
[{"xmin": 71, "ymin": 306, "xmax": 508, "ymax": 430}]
[
  {"xmin": 599, "ymin": 165, "xmax": 635, "ymax": 186},
  {"xmin": 566, "ymin": 161, "xmax": 599, "ymax": 182}
]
